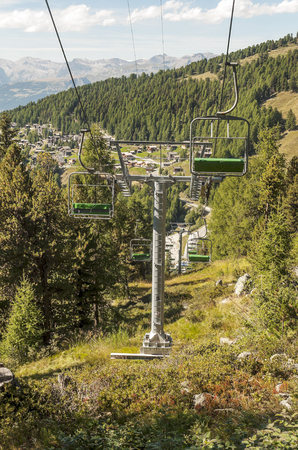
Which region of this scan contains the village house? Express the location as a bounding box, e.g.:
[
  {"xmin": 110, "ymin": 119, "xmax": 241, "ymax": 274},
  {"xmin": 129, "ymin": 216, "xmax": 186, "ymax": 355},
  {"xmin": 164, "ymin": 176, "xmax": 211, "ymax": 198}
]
[
  {"xmin": 60, "ymin": 147, "xmax": 72, "ymax": 157},
  {"xmin": 147, "ymin": 145, "xmax": 157, "ymax": 152},
  {"xmin": 167, "ymin": 151, "xmax": 178, "ymax": 160},
  {"xmin": 173, "ymin": 166, "xmax": 183, "ymax": 174}
]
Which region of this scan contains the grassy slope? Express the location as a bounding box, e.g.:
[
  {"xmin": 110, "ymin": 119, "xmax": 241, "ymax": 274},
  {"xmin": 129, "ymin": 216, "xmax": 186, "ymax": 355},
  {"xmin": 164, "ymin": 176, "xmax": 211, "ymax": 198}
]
[{"xmin": 16, "ymin": 258, "xmax": 249, "ymax": 379}]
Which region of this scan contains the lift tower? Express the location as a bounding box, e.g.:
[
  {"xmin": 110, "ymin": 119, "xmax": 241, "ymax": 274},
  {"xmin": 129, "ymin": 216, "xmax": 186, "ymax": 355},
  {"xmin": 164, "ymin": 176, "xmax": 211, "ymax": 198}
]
[{"xmin": 108, "ymin": 140, "xmax": 221, "ymax": 359}]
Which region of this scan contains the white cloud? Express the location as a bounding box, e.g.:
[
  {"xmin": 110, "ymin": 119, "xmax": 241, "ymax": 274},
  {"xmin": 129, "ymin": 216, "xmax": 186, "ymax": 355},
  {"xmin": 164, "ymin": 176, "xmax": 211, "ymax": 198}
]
[
  {"xmin": 130, "ymin": 0, "xmax": 298, "ymax": 24},
  {"xmin": 0, "ymin": 4, "xmax": 115, "ymax": 32},
  {"xmin": 2, "ymin": 1, "xmax": 298, "ymax": 32}
]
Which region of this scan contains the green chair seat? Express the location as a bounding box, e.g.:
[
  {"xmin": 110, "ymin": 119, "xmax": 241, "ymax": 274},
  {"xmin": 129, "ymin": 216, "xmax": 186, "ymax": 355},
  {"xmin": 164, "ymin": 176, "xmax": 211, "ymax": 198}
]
[
  {"xmin": 189, "ymin": 254, "xmax": 210, "ymax": 262},
  {"xmin": 194, "ymin": 158, "xmax": 244, "ymax": 173},
  {"xmin": 188, "ymin": 250, "xmax": 198, "ymax": 254},
  {"xmin": 132, "ymin": 253, "xmax": 151, "ymax": 261},
  {"xmin": 73, "ymin": 203, "xmax": 111, "ymax": 215}
]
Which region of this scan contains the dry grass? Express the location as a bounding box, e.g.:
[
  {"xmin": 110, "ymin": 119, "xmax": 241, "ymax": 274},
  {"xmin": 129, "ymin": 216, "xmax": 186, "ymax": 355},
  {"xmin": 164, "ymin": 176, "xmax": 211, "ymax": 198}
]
[
  {"xmin": 263, "ymin": 91, "xmax": 298, "ymax": 160},
  {"xmin": 279, "ymin": 130, "xmax": 298, "ymax": 160},
  {"xmin": 268, "ymin": 43, "xmax": 298, "ymax": 58},
  {"xmin": 188, "ymin": 72, "xmax": 219, "ymax": 82},
  {"xmin": 265, "ymin": 91, "xmax": 298, "ymax": 119},
  {"xmin": 240, "ymin": 43, "xmax": 298, "ymax": 66}
]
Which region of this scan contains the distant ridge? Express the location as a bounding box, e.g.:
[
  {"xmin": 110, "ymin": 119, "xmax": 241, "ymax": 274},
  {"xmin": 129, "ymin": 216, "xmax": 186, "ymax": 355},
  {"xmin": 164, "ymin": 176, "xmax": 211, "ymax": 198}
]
[{"xmin": 0, "ymin": 52, "xmax": 216, "ymax": 111}]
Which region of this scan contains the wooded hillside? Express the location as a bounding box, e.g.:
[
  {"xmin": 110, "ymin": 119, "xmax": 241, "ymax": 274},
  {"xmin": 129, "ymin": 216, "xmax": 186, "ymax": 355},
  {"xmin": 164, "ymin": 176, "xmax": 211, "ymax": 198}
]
[{"xmin": 9, "ymin": 33, "xmax": 298, "ymax": 149}]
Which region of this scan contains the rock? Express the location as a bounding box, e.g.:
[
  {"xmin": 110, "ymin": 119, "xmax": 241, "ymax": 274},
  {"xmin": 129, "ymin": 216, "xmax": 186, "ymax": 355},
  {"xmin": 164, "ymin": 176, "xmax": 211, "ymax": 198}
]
[
  {"xmin": 220, "ymin": 337, "xmax": 238, "ymax": 345},
  {"xmin": 181, "ymin": 380, "xmax": 190, "ymax": 393},
  {"xmin": 216, "ymin": 279, "xmax": 223, "ymax": 286},
  {"xmin": 237, "ymin": 351, "xmax": 252, "ymax": 360},
  {"xmin": 270, "ymin": 353, "xmax": 287, "ymax": 363},
  {"xmin": 285, "ymin": 359, "xmax": 298, "ymax": 371},
  {"xmin": 270, "ymin": 355, "xmax": 298, "ymax": 372},
  {"xmin": 278, "ymin": 393, "xmax": 290, "ymax": 398},
  {"xmin": 193, "ymin": 393, "xmax": 215, "ymax": 408},
  {"xmin": 234, "ymin": 273, "xmax": 250, "ymax": 296},
  {"xmin": 220, "ymin": 298, "xmax": 230, "ymax": 304},
  {"xmin": 275, "ymin": 383, "xmax": 283, "ymax": 393},
  {"xmin": 0, "ymin": 366, "xmax": 15, "ymax": 388},
  {"xmin": 280, "ymin": 398, "xmax": 292, "ymax": 410}
]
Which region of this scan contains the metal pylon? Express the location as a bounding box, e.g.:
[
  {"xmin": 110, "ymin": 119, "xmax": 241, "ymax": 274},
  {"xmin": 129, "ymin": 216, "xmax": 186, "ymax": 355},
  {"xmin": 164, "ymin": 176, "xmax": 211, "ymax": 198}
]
[{"xmin": 141, "ymin": 180, "xmax": 172, "ymax": 355}]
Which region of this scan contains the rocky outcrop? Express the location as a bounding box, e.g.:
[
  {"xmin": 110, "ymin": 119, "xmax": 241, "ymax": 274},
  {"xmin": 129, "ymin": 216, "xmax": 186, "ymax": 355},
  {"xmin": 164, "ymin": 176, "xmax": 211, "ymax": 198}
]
[
  {"xmin": 234, "ymin": 274, "xmax": 250, "ymax": 296},
  {"xmin": 0, "ymin": 363, "xmax": 15, "ymax": 388}
]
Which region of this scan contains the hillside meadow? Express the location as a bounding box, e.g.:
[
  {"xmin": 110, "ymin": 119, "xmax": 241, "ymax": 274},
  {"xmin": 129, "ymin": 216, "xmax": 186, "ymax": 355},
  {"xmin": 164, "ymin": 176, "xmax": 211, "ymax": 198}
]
[{"xmin": 2, "ymin": 257, "xmax": 298, "ymax": 449}]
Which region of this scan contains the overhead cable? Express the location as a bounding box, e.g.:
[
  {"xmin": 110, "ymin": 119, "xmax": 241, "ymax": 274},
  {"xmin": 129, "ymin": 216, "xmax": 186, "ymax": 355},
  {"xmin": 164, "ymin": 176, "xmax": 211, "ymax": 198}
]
[
  {"xmin": 160, "ymin": 0, "xmax": 166, "ymax": 71},
  {"xmin": 127, "ymin": 0, "xmax": 138, "ymax": 76},
  {"xmin": 45, "ymin": 0, "xmax": 100, "ymax": 161},
  {"xmin": 218, "ymin": 0, "xmax": 236, "ymax": 113}
]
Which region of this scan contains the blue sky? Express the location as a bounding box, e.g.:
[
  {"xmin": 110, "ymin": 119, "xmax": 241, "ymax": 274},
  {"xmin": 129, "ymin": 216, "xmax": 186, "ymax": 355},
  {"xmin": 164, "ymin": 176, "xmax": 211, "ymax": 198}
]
[{"xmin": 1, "ymin": 0, "xmax": 298, "ymax": 62}]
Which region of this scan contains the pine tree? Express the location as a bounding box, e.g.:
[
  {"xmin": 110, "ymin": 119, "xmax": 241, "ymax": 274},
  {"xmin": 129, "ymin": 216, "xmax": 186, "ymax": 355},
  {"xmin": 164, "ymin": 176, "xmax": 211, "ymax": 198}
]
[
  {"xmin": 251, "ymin": 211, "xmax": 291, "ymax": 279},
  {"xmin": 259, "ymin": 153, "xmax": 285, "ymax": 222},
  {"xmin": 286, "ymin": 109, "xmax": 296, "ymax": 131},
  {"xmin": 0, "ymin": 112, "xmax": 18, "ymax": 158},
  {"xmin": 1, "ymin": 277, "xmax": 43, "ymax": 363}
]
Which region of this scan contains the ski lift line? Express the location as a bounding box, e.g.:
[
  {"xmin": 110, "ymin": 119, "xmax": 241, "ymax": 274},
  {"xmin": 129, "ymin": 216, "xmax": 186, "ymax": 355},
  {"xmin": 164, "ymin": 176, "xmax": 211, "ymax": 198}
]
[
  {"xmin": 45, "ymin": 1, "xmax": 90, "ymax": 134},
  {"xmin": 127, "ymin": 0, "xmax": 138, "ymax": 76},
  {"xmin": 218, "ymin": 0, "xmax": 236, "ymax": 115},
  {"xmin": 160, "ymin": 0, "xmax": 166, "ymax": 72},
  {"xmin": 45, "ymin": 1, "xmax": 102, "ymax": 163}
]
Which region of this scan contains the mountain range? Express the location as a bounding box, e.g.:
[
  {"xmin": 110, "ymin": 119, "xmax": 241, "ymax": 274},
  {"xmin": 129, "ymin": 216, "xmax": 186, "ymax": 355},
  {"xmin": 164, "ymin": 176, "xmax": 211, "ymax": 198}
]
[{"xmin": 0, "ymin": 52, "xmax": 216, "ymax": 111}]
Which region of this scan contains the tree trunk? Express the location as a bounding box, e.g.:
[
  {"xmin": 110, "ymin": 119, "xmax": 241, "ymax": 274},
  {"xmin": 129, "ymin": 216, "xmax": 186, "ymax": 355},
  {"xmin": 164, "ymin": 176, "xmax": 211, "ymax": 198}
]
[
  {"xmin": 94, "ymin": 302, "xmax": 99, "ymax": 328},
  {"xmin": 40, "ymin": 254, "xmax": 51, "ymax": 345}
]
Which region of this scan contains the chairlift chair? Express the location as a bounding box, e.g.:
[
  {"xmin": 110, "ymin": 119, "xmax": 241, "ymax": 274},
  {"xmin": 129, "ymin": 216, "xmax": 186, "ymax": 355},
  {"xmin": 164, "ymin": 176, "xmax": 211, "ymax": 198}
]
[
  {"xmin": 68, "ymin": 172, "xmax": 115, "ymax": 219},
  {"xmin": 187, "ymin": 238, "xmax": 212, "ymax": 263},
  {"xmin": 130, "ymin": 221, "xmax": 152, "ymax": 262},
  {"xmin": 68, "ymin": 129, "xmax": 115, "ymax": 219},
  {"xmin": 189, "ymin": 63, "xmax": 250, "ymax": 177}
]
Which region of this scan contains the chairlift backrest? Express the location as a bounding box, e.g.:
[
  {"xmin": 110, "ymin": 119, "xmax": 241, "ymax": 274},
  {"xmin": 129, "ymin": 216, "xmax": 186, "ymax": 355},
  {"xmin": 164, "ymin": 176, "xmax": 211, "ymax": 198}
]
[
  {"xmin": 187, "ymin": 237, "xmax": 212, "ymax": 263},
  {"xmin": 130, "ymin": 238, "xmax": 152, "ymax": 262},
  {"xmin": 68, "ymin": 171, "xmax": 115, "ymax": 219}
]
